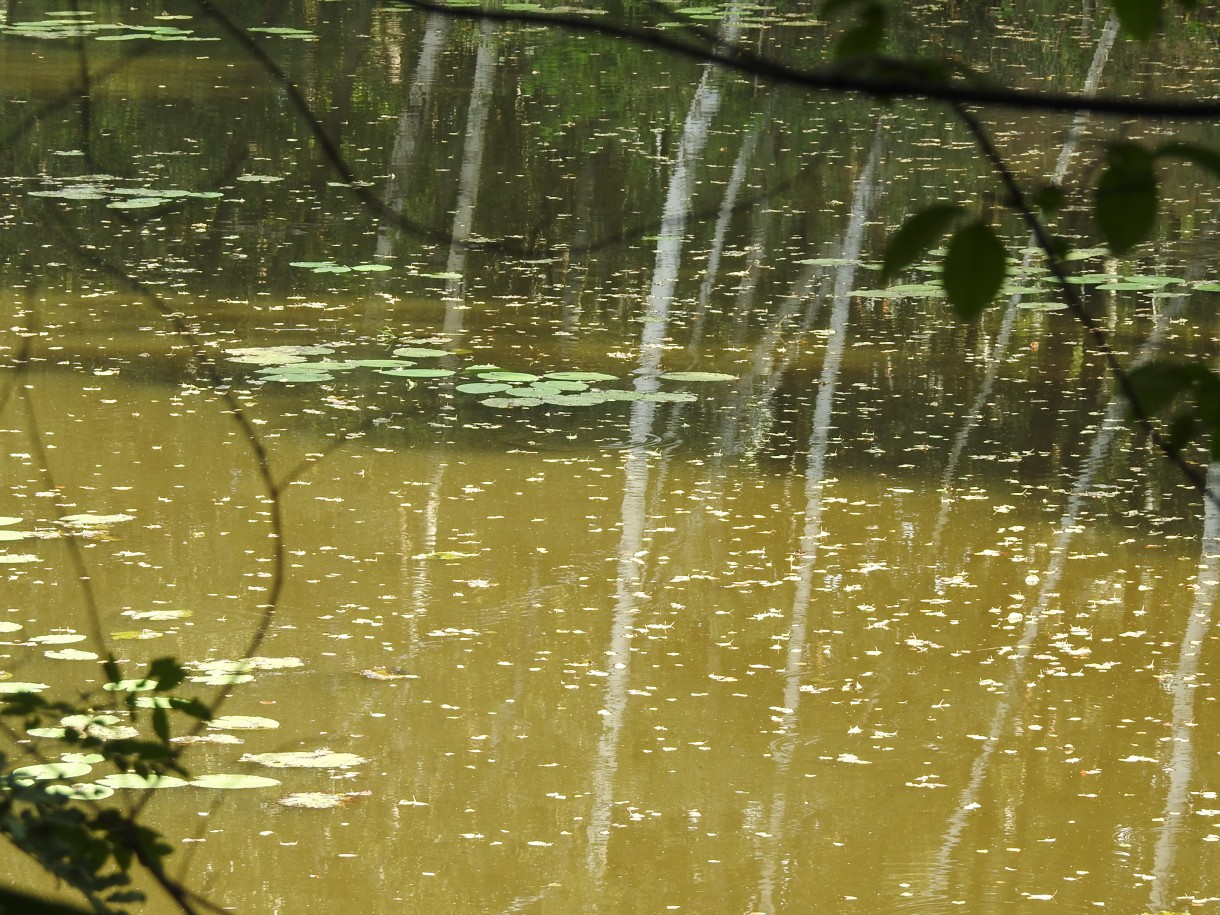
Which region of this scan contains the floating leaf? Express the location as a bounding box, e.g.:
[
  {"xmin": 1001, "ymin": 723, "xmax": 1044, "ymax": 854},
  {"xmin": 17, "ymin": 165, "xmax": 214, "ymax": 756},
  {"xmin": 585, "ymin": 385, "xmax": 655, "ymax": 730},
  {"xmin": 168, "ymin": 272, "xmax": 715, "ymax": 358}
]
[
  {"xmin": 478, "ymin": 371, "xmax": 539, "ymax": 383},
  {"xmin": 171, "ymin": 733, "xmax": 243, "ymax": 746},
  {"xmin": 10, "ymin": 762, "xmax": 93, "ymax": 783},
  {"xmin": 480, "ymin": 397, "xmax": 542, "ymax": 408},
  {"xmin": 189, "ymin": 673, "xmax": 255, "ymax": 686},
  {"xmin": 26, "ymin": 727, "xmax": 67, "ymax": 739},
  {"xmin": 125, "ymin": 609, "xmax": 191, "ymax": 621},
  {"xmin": 456, "ymin": 382, "xmax": 512, "ymax": 395},
  {"xmin": 106, "ymin": 197, "xmax": 167, "ymax": 209},
  {"xmin": 544, "ymin": 371, "xmax": 619, "ymax": 382},
  {"xmin": 191, "ymin": 774, "xmax": 281, "ymax": 789},
  {"xmin": 208, "ymin": 715, "xmax": 279, "ymax": 731},
  {"xmin": 0, "ymin": 621, "xmax": 23, "ymax": 633},
  {"xmin": 349, "ymin": 359, "xmax": 414, "ymax": 369},
  {"xmin": 351, "ymin": 263, "xmax": 391, "ymax": 271},
  {"xmin": 277, "ymin": 792, "xmax": 347, "ymax": 809},
  {"xmin": 259, "ymin": 372, "xmax": 334, "ymax": 383},
  {"xmin": 0, "ymin": 517, "xmax": 22, "ymax": 526},
  {"xmin": 0, "ymin": 530, "xmax": 34, "ymax": 541},
  {"xmin": 45, "ymin": 648, "xmax": 99, "ymax": 661},
  {"xmin": 240, "ymin": 749, "xmax": 368, "ymax": 769},
  {"xmin": 59, "ymin": 513, "xmax": 135, "ymax": 526},
  {"xmin": 111, "ymin": 629, "xmax": 168, "ymax": 641},
  {"xmin": 0, "ymin": 682, "xmax": 49, "ymax": 693},
  {"xmin": 192, "ymin": 656, "xmax": 304, "ymax": 673},
  {"xmin": 43, "ymin": 782, "xmax": 115, "ymax": 800},
  {"xmin": 29, "ymin": 633, "xmax": 85, "ymax": 644},
  {"xmin": 376, "ymin": 368, "xmax": 454, "ymax": 378},
  {"xmin": 0, "ymin": 554, "xmax": 38, "ymax": 564},
  {"xmin": 235, "ymin": 174, "xmax": 283, "ymax": 183},
  {"xmin": 103, "ymin": 678, "xmax": 159, "ymax": 692},
  {"xmin": 391, "ymin": 347, "xmax": 448, "ymax": 358},
  {"xmin": 99, "ymin": 773, "xmax": 189, "ymax": 789}
]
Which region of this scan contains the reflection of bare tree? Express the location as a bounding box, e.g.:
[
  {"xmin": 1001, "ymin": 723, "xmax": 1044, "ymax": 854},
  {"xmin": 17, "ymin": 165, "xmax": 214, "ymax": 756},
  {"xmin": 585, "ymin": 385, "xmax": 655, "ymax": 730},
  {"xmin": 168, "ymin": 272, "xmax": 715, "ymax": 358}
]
[
  {"xmin": 930, "ymin": 16, "xmax": 1120, "ymax": 555},
  {"xmin": 1149, "ymin": 461, "xmax": 1220, "ymax": 909},
  {"xmin": 443, "ymin": 19, "xmax": 499, "ymax": 329},
  {"xmin": 585, "ymin": 9, "xmax": 739, "ymax": 890},
  {"xmin": 925, "ymin": 286, "xmax": 1184, "ymax": 901},
  {"xmin": 753, "ymin": 120, "xmax": 886, "ymax": 914},
  {"xmin": 688, "ymin": 113, "xmax": 766, "ymax": 354},
  {"xmin": 373, "ymin": 13, "xmax": 453, "ymax": 263}
]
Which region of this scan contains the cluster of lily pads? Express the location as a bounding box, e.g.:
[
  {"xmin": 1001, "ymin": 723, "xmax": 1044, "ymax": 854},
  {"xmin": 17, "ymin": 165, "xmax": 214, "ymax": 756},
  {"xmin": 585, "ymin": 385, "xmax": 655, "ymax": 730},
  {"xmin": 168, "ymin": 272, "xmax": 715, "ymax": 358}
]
[
  {"xmin": 0, "ymin": 646, "xmax": 367, "ymax": 806},
  {"xmin": 0, "ymin": 512, "xmax": 135, "ymax": 565},
  {"xmin": 226, "ymin": 343, "xmax": 736, "ymax": 407},
  {"xmin": 823, "ymin": 247, "xmax": 1216, "ymax": 311},
  {"xmin": 0, "ymin": 12, "xmax": 219, "ymax": 42},
  {"xmin": 29, "ymin": 181, "xmax": 222, "ymax": 210}
]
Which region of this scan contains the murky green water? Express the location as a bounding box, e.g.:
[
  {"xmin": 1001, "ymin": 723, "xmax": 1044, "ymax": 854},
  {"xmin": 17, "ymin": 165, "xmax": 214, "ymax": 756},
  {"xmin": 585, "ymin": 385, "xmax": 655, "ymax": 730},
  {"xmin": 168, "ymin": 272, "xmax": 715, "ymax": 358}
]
[{"xmin": 3, "ymin": 2, "xmax": 1220, "ymax": 912}]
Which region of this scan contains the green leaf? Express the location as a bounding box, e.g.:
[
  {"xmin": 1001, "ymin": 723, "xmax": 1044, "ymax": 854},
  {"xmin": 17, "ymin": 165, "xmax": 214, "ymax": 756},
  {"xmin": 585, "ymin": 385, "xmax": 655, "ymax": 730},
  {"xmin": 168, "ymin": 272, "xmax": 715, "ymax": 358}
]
[
  {"xmin": 1111, "ymin": 0, "xmax": 1162, "ymax": 39},
  {"xmin": 881, "ymin": 203, "xmax": 961, "ymax": 281},
  {"xmin": 1095, "ymin": 141, "xmax": 1158, "ymax": 255},
  {"xmin": 942, "ymin": 221, "xmax": 1007, "ymax": 320}
]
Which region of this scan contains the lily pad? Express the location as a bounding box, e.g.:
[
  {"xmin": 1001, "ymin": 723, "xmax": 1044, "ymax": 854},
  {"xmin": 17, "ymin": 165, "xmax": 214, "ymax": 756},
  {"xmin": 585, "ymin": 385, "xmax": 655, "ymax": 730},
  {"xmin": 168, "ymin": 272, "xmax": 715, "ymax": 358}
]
[
  {"xmin": 208, "ymin": 715, "xmax": 279, "ymax": 731},
  {"xmin": 228, "ymin": 352, "xmax": 308, "ymax": 366},
  {"xmin": 659, "ymin": 372, "xmax": 736, "ymax": 382},
  {"xmin": 192, "ymin": 656, "xmax": 304, "ymax": 673},
  {"xmin": 99, "ymin": 773, "xmax": 189, "ymax": 789},
  {"xmin": 0, "ymin": 517, "xmax": 22, "ymax": 526},
  {"xmin": 29, "ymin": 633, "xmax": 85, "ymax": 644},
  {"xmin": 189, "ymin": 673, "xmax": 255, "ymax": 686},
  {"xmin": 349, "ymin": 359, "xmax": 415, "ymax": 369},
  {"xmin": 0, "ymin": 530, "xmax": 32, "ymax": 541},
  {"xmin": 59, "ymin": 513, "xmax": 135, "ymax": 526},
  {"xmin": 391, "ymin": 347, "xmax": 449, "ymax": 358},
  {"xmin": 456, "ymin": 381, "xmax": 513, "ymax": 395},
  {"xmin": 240, "ymin": 749, "xmax": 368, "ymax": 769},
  {"xmin": 276, "ymin": 792, "xmax": 347, "ymax": 809},
  {"xmin": 11, "ymin": 762, "xmax": 93, "ymax": 783},
  {"xmin": 102, "ymin": 678, "xmax": 159, "ymax": 692},
  {"xmin": 527, "ymin": 380, "xmax": 588, "ymax": 394},
  {"xmin": 259, "ymin": 372, "xmax": 334, "ymax": 383},
  {"xmin": 480, "ymin": 396, "xmax": 542, "ymax": 409},
  {"xmin": 0, "ymin": 682, "xmax": 49, "ymax": 693},
  {"xmin": 123, "ymin": 608, "xmax": 192, "ymax": 622},
  {"xmin": 0, "ymin": 622, "xmax": 22, "ymax": 633},
  {"xmin": 106, "ymin": 197, "xmax": 168, "ymax": 209},
  {"xmin": 191, "ymin": 774, "xmax": 281, "ymax": 789},
  {"xmin": 0, "ymin": 554, "xmax": 38, "ymax": 564},
  {"xmin": 544, "ymin": 371, "xmax": 618, "ymax": 382},
  {"xmin": 43, "ymin": 782, "xmax": 115, "ymax": 801},
  {"xmin": 45, "ymin": 648, "xmax": 99, "ymax": 661},
  {"xmin": 478, "ymin": 371, "xmax": 538, "ymax": 383},
  {"xmin": 375, "ymin": 368, "xmax": 454, "ymax": 378}
]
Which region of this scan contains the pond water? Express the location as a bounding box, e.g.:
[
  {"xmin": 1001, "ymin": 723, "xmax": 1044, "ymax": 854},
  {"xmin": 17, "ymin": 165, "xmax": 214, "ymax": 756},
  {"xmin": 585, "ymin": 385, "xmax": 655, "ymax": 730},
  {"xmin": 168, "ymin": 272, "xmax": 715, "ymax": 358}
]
[{"xmin": 2, "ymin": 2, "xmax": 1220, "ymax": 912}]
